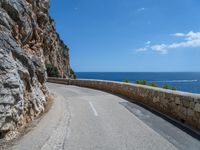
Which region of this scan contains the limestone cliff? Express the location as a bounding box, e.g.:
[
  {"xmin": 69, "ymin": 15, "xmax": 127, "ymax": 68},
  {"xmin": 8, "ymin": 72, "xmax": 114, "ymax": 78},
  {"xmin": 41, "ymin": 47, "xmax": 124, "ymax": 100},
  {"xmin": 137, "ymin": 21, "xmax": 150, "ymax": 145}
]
[{"xmin": 0, "ymin": 0, "xmax": 73, "ymax": 138}]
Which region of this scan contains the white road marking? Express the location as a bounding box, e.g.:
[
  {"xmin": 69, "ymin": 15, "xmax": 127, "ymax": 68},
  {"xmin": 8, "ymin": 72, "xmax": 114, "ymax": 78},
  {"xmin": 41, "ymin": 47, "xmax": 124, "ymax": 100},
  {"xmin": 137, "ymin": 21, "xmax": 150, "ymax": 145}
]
[{"xmin": 89, "ymin": 102, "xmax": 98, "ymax": 116}]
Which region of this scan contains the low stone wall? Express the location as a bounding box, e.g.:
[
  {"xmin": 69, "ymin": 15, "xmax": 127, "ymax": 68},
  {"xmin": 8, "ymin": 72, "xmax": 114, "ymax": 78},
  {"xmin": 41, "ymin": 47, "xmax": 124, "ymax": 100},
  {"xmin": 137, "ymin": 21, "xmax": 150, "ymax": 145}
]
[{"xmin": 47, "ymin": 77, "xmax": 200, "ymax": 131}]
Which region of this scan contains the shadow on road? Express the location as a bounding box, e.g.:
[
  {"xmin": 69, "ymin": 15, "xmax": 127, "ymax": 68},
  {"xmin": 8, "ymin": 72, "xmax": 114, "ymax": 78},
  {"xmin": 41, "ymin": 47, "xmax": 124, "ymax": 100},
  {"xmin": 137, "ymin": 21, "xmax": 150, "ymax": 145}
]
[{"xmin": 118, "ymin": 99, "xmax": 200, "ymax": 150}]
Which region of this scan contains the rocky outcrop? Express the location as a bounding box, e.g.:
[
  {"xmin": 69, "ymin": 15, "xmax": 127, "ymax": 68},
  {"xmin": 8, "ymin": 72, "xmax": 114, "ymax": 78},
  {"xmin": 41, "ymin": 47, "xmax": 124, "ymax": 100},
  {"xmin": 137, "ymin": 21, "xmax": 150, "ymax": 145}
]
[{"xmin": 0, "ymin": 0, "xmax": 73, "ymax": 138}]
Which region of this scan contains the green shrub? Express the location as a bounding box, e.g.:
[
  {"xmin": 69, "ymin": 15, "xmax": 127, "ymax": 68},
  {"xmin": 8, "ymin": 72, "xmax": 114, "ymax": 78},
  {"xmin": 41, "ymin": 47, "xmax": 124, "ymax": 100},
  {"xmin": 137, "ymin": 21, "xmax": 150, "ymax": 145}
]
[
  {"xmin": 148, "ymin": 82, "xmax": 158, "ymax": 87},
  {"xmin": 172, "ymin": 87, "xmax": 177, "ymax": 91},
  {"xmin": 135, "ymin": 80, "xmax": 177, "ymax": 91},
  {"xmin": 123, "ymin": 80, "xmax": 129, "ymax": 83},
  {"xmin": 46, "ymin": 64, "xmax": 60, "ymax": 77},
  {"xmin": 162, "ymin": 84, "xmax": 169, "ymax": 89},
  {"xmin": 136, "ymin": 80, "xmax": 140, "ymax": 84},
  {"xmin": 136, "ymin": 80, "xmax": 147, "ymax": 85},
  {"xmin": 70, "ymin": 68, "xmax": 76, "ymax": 79}
]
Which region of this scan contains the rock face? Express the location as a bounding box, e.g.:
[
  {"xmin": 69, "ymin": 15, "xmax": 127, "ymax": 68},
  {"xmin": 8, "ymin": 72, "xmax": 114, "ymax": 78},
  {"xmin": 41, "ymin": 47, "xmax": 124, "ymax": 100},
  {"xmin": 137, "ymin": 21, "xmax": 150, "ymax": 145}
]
[{"xmin": 0, "ymin": 0, "xmax": 73, "ymax": 137}]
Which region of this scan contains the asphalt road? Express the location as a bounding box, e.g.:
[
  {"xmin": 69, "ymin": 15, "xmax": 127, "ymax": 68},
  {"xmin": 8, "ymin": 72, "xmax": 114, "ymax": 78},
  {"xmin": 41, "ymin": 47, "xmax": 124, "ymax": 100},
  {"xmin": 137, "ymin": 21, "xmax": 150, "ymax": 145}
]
[{"xmin": 8, "ymin": 83, "xmax": 200, "ymax": 150}]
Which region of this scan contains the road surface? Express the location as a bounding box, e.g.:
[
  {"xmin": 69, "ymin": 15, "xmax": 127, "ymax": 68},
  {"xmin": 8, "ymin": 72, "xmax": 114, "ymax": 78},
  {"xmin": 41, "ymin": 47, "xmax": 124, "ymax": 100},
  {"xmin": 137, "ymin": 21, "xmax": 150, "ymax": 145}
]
[{"xmin": 8, "ymin": 83, "xmax": 200, "ymax": 150}]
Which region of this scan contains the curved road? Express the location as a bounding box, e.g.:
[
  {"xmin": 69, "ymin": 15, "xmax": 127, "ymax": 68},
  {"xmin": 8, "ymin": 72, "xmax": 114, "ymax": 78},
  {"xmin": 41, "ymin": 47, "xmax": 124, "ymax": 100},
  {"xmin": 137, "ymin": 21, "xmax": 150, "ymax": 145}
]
[{"xmin": 9, "ymin": 83, "xmax": 200, "ymax": 150}]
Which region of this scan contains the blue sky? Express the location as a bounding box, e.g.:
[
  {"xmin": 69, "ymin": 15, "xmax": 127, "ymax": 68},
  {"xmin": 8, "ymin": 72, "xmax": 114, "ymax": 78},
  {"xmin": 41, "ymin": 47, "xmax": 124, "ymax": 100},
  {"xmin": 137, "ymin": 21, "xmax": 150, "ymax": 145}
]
[{"xmin": 50, "ymin": 0, "xmax": 200, "ymax": 72}]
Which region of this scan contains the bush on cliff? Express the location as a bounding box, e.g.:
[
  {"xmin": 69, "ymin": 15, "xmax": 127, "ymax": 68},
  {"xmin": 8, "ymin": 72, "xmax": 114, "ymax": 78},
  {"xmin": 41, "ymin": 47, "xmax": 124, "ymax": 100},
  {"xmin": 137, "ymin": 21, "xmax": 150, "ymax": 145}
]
[
  {"xmin": 136, "ymin": 80, "xmax": 147, "ymax": 85},
  {"xmin": 148, "ymin": 82, "xmax": 158, "ymax": 87},
  {"xmin": 123, "ymin": 80, "xmax": 129, "ymax": 83},
  {"xmin": 172, "ymin": 87, "xmax": 177, "ymax": 91},
  {"xmin": 70, "ymin": 68, "xmax": 77, "ymax": 79},
  {"xmin": 162, "ymin": 84, "xmax": 169, "ymax": 89},
  {"xmin": 135, "ymin": 80, "xmax": 178, "ymax": 91},
  {"xmin": 46, "ymin": 64, "xmax": 60, "ymax": 77}
]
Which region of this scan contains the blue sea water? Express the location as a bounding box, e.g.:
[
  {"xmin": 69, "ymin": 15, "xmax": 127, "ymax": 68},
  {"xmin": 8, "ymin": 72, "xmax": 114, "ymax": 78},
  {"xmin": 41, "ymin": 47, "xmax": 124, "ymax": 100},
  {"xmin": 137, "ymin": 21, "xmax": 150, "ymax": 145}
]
[{"xmin": 76, "ymin": 72, "xmax": 200, "ymax": 94}]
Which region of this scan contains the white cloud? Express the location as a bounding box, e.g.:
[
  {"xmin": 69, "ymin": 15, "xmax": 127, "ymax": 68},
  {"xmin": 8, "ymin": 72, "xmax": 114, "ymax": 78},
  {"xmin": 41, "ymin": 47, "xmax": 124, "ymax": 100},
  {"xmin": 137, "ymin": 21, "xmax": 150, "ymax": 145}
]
[
  {"xmin": 185, "ymin": 31, "xmax": 200, "ymax": 40},
  {"xmin": 173, "ymin": 33, "xmax": 185, "ymax": 37},
  {"xmin": 151, "ymin": 44, "xmax": 168, "ymax": 54},
  {"xmin": 136, "ymin": 31, "xmax": 200, "ymax": 54},
  {"xmin": 136, "ymin": 41, "xmax": 151, "ymax": 52},
  {"xmin": 137, "ymin": 7, "xmax": 145, "ymax": 12},
  {"xmin": 145, "ymin": 41, "xmax": 151, "ymax": 45},
  {"xmin": 136, "ymin": 47, "xmax": 148, "ymax": 52}
]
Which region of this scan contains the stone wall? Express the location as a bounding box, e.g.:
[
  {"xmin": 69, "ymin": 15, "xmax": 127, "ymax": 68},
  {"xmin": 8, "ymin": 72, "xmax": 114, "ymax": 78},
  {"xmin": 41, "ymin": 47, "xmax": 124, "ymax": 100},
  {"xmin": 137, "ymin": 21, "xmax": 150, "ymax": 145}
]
[{"xmin": 48, "ymin": 77, "xmax": 200, "ymax": 131}]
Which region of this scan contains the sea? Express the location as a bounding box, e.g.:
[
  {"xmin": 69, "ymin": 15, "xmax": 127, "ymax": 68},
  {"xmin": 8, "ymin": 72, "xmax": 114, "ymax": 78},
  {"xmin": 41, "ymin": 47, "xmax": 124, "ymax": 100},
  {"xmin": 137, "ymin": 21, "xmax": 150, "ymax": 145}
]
[{"xmin": 76, "ymin": 72, "xmax": 200, "ymax": 94}]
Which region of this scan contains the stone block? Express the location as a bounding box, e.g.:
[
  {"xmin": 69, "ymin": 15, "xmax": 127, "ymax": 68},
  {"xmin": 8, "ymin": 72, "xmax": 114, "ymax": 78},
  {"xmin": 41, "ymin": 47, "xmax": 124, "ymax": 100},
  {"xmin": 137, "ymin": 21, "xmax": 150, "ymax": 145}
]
[
  {"xmin": 187, "ymin": 108, "xmax": 194, "ymax": 116},
  {"xmin": 182, "ymin": 99, "xmax": 190, "ymax": 108},
  {"xmin": 175, "ymin": 97, "xmax": 181, "ymax": 105},
  {"xmin": 194, "ymin": 103, "xmax": 200, "ymax": 112},
  {"xmin": 190, "ymin": 101, "xmax": 195, "ymax": 109},
  {"xmin": 153, "ymin": 97, "xmax": 160, "ymax": 103}
]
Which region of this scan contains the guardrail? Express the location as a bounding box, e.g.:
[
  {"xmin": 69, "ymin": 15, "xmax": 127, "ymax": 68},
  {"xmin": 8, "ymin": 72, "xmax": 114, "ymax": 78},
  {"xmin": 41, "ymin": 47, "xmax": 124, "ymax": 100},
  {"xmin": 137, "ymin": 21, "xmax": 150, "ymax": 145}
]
[{"xmin": 47, "ymin": 77, "xmax": 200, "ymax": 131}]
